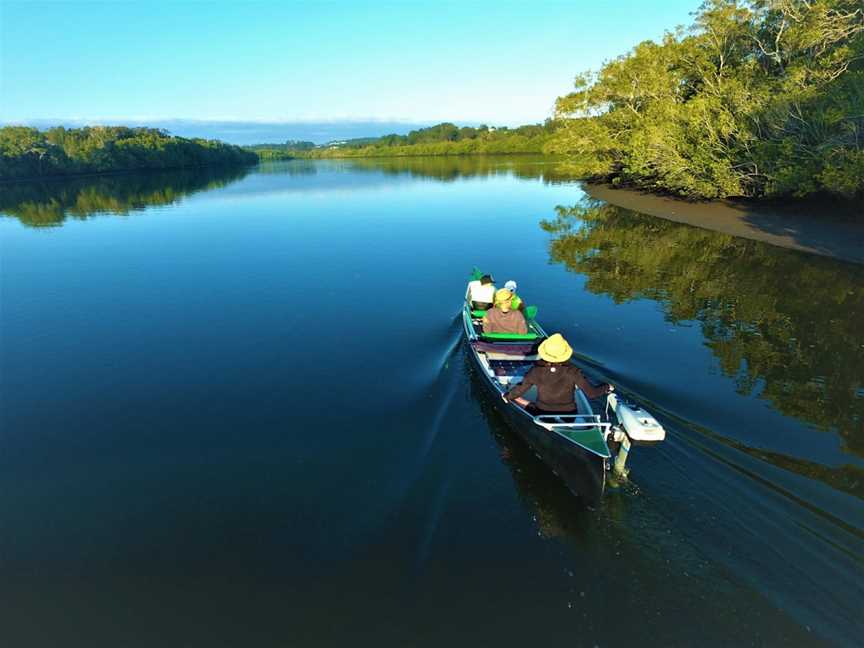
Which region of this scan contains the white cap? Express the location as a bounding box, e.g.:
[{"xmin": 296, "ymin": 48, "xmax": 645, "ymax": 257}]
[{"xmin": 504, "ymin": 280, "xmax": 517, "ymax": 291}]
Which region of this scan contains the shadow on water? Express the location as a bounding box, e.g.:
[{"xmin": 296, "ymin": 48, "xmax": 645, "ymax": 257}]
[
  {"xmin": 466, "ymin": 352, "xmax": 597, "ymax": 517},
  {"xmin": 582, "ymin": 183, "xmax": 864, "ymax": 265},
  {"xmin": 0, "ymin": 165, "xmax": 251, "ymax": 228},
  {"xmin": 738, "ymin": 198, "xmax": 864, "ymax": 261}
]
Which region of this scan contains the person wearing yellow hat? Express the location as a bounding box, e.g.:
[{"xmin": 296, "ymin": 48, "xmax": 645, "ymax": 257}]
[
  {"xmin": 482, "ymin": 288, "xmax": 528, "ymax": 334},
  {"xmin": 503, "ymin": 333, "xmax": 612, "ymax": 413}
]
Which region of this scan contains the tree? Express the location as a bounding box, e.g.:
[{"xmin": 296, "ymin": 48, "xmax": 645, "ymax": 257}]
[
  {"xmin": 548, "ymin": 0, "xmax": 864, "ymax": 201},
  {"xmin": 0, "ymin": 126, "xmax": 258, "ymax": 180}
]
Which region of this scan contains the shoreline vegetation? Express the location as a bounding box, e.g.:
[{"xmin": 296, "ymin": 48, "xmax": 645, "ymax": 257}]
[
  {"xmin": 548, "ymin": 0, "xmax": 863, "ymax": 201},
  {"xmin": 583, "ymin": 182, "xmax": 864, "ymax": 263},
  {"xmin": 245, "ymin": 121, "xmax": 555, "ymax": 162},
  {"xmin": 0, "ymin": 126, "xmax": 257, "ymax": 182}
]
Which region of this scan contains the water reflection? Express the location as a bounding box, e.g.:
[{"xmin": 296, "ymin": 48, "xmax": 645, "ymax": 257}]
[
  {"xmin": 0, "ymin": 165, "xmax": 250, "ymax": 227},
  {"xmin": 255, "ymin": 160, "xmax": 317, "ymax": 176},
  {"xmin": 0, "ymin": 157, "xmax": 576, "ymax": 230},
  {"xmin": 334, "ymin": 155, "xmax": 578, "ymax": 184},
  {"xmin": 541, "ymin": 198, "xmax": 864, "ymax": 458}
]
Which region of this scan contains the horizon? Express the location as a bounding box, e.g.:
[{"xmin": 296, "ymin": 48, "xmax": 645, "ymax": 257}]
[
  {"xmin": 1, "ymin": 0, "xmax": 700, "ymax": 132},
  {"xmin": 0, "ymin": 118, "xmax": 463, "ymax": 146}
]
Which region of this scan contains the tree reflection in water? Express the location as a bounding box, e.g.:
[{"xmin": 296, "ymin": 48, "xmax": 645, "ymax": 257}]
[
  {"xmin": 0, "ymin": 165, "xmax": 250, "ymax": 228},
  {"xmin": 541, "ymin": 198, "xmax": 864, "ymax": 459},
  {"xmin": 336, "ymin": 155, "xmax": 576, "ymax": 184}
]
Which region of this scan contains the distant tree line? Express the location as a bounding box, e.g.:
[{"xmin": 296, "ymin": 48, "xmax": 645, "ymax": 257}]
[
  {"xmin": 548, "ymin": 0, "xmax": 864, "ymax": 200},
  {"xmin": 253, "ymin": 122, "xmax": 558, "ymax": 159},
  {"xmin": 245, "ymin": 140, "xmax": 315, "ymax": 160},
  {"xmin": 0, "ymin": 126, "xmax": 258, "ymax": 180},
  {"xmin": 338, "ymin": 122, "xmax": 554, "ymax": 148}
]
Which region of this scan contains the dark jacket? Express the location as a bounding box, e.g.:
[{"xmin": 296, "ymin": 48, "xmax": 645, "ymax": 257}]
[{"xmin": 504, "ymin": 361, "xmax": 608, "ymax": 412}]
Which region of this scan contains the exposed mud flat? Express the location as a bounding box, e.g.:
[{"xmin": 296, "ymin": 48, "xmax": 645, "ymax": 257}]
[{"xmin": 585, "ymin": 183, "xmax": 864, "ymax": 264}]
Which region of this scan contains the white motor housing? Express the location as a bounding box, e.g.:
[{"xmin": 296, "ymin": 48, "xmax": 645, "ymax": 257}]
[{"xmin": 607, "ymin": 392, "xmax": 666, "ymax": 443}]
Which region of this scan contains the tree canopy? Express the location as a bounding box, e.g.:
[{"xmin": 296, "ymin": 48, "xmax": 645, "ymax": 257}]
[
  {"xmin": 0, "ymin": 126, "xmax": 257, "ymax": 180},
  {"xmin": 548, "ymin": 0, "xmax": 864, "ymax": 200},
  {"xmin": 272, "ymin": 121, "xmax": 559, "ymax": 159}
]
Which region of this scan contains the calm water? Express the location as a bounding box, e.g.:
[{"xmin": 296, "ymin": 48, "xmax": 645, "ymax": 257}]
[{"xmin": 1, "ymin": 158, "xmax": 862, "ymax": 647}]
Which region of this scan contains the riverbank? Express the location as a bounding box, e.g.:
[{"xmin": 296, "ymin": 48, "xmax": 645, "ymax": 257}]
[
  {"xmin": 0, "ymin": 125, "xmax": 257, "ymax": 181},
  {"xmin": 584, "ymin": 183, "xmax": 864, "ymax": 265}
]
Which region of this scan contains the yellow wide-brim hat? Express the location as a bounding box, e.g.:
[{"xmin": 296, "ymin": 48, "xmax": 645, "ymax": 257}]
[
  {"xmin": 538, "ymin": 333, "xmax": 573, "ymax": 363},
  {"xmin": 494, "ymin": 288, "xmax": 513, "ymax": 305}
]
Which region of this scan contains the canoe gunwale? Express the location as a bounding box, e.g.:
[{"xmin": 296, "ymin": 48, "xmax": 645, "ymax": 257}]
[
  {"xmin": 462, "ymin": 298, "xmax": 609, "ymax": 504},
  {"xmin": 462, "ymin": 302, "xmax": 610, "ymax": 459}
]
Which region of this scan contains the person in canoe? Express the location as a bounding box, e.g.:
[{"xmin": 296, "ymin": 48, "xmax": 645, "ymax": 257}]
[
  {"xmin": 503, "ymin": 280, "xmax": 525, "ymax": 311},
  {"xmin": 483, "ymin": 288, "xmax": 528, "ymax": 335},
  {"xmin": 503, "ymin": 333, "xmax": 611, "ymax": 413},
  {"xmin": 466, "ymin": 274, "xmax": 496, "ymax": 311}
]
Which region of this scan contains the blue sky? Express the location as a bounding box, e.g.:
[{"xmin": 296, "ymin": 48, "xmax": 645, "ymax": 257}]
[{"xmin": 1, "ymin": 0, "xmax": 700, "ymax": 125}]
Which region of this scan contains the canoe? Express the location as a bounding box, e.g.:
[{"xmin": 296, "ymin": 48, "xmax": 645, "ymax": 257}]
[{"xmin": 462, "ymin": 291, "xmax": 611, "ymax": 507}]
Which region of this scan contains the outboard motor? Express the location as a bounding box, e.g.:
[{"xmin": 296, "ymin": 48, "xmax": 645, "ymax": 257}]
[
  {"xmin": 606, "ymin": 392, "xmax": 666, "ymax": 443},
  {"xmin": 605, "ymin": 391, "xmax": 666, "ymax": 480}
]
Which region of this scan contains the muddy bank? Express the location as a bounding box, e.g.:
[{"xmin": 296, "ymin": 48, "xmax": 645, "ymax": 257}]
[{"xmin": 584, "ymin": 184, "xmax": 864, "ymax": 265}]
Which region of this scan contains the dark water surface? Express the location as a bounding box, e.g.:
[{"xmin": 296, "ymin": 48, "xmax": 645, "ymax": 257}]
[{"xmin": 2, "ymin": 158, "xmax": 862, "ymax": 647}]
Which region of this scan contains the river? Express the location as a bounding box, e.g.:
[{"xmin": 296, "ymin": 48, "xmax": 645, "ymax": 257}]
[{"xmin": 1, "ymin": 157, "xmax": 861, "ymax": 647}]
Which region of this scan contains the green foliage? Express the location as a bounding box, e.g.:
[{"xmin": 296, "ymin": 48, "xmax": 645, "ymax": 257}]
[
  {"xmin": 549, "ymin": 0, "xmax": 864, "ymax": 201},
  {"xmin": 288, "ymin": 121, "xmax": 558, "ymax": 158},
  {"xmin": 0, "ymin": 126, "xmax": 258, "ymax": 180},
  {"xmin": 279, "ymin": 140, "xmax": 316, "ymax": 150},
  {"xmin": 542, "ymin": 198, "xmax": 864, "ymax": 455},
  {"xmin": 253, "ymin": 149, "xmax": 298, "ymax": 161},
  {"xmin": 245, "ymin": 140, "xmax": 316, "ymax": 160}
]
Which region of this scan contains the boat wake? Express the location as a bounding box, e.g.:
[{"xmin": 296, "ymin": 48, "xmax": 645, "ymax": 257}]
[
  {"xmin": 569, "ymin": 366, "xmax": 864, "ymax": 646},
  {"xmin": 374, "ymin": 309, "xmax": 861, "ymax": 644}
]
